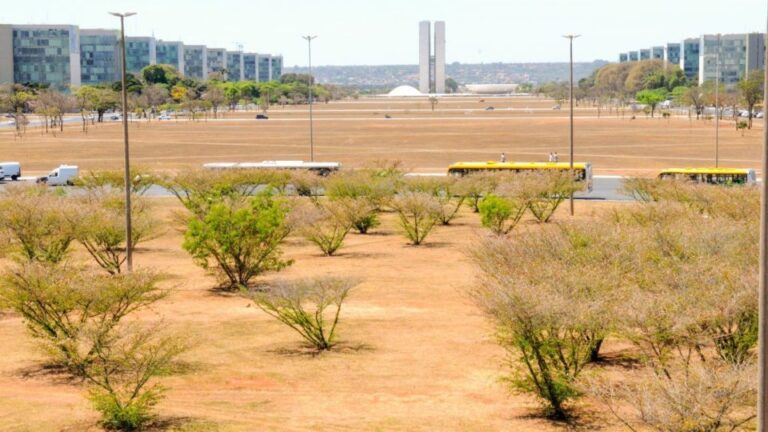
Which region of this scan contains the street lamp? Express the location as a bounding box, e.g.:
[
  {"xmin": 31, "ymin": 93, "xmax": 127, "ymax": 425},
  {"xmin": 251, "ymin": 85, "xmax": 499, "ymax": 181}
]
[
  {"xmin": 563, "ymin": 34, "xmax": 580, "ymax": 216},
  {"xmin": 302, "ymin": 35, "xmax": 317, "ymax": 162},
  {"xmin": 109, "ymin": 11, "xmax": 136, "ymax": 272},
  {"xmin": 758, "ymin": 13, "xmax": 768, "ymax": 432},
  {"xmin": 703, "ymin": 35, "xmax": 722, "ymax": 167}
]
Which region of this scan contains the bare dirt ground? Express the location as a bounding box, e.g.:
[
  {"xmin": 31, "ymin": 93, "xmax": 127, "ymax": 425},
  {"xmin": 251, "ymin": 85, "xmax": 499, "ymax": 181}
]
[
  {"xmin": 0, "ymin": 199, "xmax": 634, "ymax": 432},
  {"xmin": 0, "ymin": 96, "xmax": 761, "ymax": 177}
]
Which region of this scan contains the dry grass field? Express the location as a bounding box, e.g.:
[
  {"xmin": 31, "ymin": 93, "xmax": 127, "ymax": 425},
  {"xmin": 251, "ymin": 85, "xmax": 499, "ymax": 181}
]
[
  {"xmin": 0, "ymin": 199, "xmax": 634, "ymax": 432},
  {"xmin": 0, "ymin": 96, "xmax": 762, "ymax": 176}
]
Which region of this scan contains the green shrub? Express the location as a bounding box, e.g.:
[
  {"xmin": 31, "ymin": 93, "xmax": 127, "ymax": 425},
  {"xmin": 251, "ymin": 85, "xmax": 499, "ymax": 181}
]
[
  {"xmin": 183, "ymin": 190, "xmax": 292, "ymax": 289},
  {"xmin": 478, "ymin": 194, "xmax": 526, "ymax": 235}
]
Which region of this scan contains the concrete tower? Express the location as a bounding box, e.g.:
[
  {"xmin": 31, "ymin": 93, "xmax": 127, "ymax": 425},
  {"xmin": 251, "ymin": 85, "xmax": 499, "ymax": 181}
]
[
  {"xmin": 418, "ymin": 21, "xmax": 445, "ymax": 94},
  {"xmin": 418, "ymin": 21, "xmax": 431, "ymax": 94}
]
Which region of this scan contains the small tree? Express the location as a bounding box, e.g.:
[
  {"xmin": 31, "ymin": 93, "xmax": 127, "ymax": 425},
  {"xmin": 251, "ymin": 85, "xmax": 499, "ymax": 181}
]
[
  {"xmin": 391, "ymin": 192, "xmax": 441, "ymax": 245},
  {"xmin": 405, "ymin": 177, "xmax": 465, "ymax": 225},
  {"xmin": 478, "ymin": 194, "xmax": 526, "ymax": 235},
  {"xmin": 247, "ymin": 277, "xmax": 359, "ymax": 351},
  {"xmin": 182, "ymin": 191, "xmax": 293, "ymax": 289},
  {"xmin": 0, "ymin": 185, "xmax": 78, "ymax": 263},
  {"xmin": 521, "ymin": 172, "xmax": 581, "ymax": 223},
  {"xmin": 636, "ymin": 88, "xmax": 667, "ymax": 118},
  {"xmin": 0, "ymin": 263, "xmax": 166, "ymax": 376},
  {"xmin": 738, "ymin": 70, "xmax": 764, "ymax": 129},
  {"xmin": 455, "ymin": 172, "xmax": 504, "ymax": 212},
  {"xmin": 86, "ymin": 330, "xmax": 186, "ymax": 431},
  {"xmin": 299, "ymin": 201, "xmax": 353, "ymax": 256}
]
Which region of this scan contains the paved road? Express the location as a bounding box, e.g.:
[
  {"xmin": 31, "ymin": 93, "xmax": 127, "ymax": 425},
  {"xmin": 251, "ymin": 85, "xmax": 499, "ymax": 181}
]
[{"xmin": 0, "ymin": 175, "xmax": 634, "ymax": 201}]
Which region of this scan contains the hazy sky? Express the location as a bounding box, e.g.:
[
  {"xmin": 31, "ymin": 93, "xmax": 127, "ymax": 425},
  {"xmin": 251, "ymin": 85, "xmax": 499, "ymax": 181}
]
[{"xmin": 4, "ymin": 0, "xmax": 766, "ymax": 66}]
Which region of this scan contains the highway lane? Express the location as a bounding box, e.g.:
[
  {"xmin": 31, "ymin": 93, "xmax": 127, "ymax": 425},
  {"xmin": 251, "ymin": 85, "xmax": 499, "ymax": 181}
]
[{"xmin": 0, "ymin": 175, "xmax": 634, "ymax": 201}]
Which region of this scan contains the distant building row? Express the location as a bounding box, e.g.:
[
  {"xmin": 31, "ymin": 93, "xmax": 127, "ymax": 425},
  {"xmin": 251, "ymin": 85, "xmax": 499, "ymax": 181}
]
[
  {"xmin": 0, "ymin": 24, "xmax": 283, "ymax": 90},
  {"xmin": 617, "ymin": 33, "xmax": 765, "ymax": 86}
]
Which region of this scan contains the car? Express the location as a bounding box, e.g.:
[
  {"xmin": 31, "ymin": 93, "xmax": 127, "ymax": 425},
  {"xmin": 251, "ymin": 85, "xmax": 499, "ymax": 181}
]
[
  {"xmin": 757, "ymin": 112, "xmax": 765, "ymax": 119},
  {"xmin": 158, "ymin": 115, "xmax": 172, "ymax": 120},
  {"xmin": 255, "ymin": 114, "xmax": 269, "ymax": 120},
  {"xmin": 0, "ymin": 162, "xmax": 21, "ymax": 180},
  {"xmin": 552, "ymin": 105, "xmax": 561, "ymax": 110},
  {"xmin": 109, "ymin": 114, "xmax": 121, "ymax": 120},
  {"xmin": 485, "ymin": 106, "xmax": 495, "ymax": 111}
]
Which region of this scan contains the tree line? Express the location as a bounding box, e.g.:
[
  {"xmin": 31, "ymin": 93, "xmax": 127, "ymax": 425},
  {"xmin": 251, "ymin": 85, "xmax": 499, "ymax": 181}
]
[
  {"xmin": 0, "ymin": 65, "xmax": 357, "ymax": 136},
  {"xmin": 537, "ymin": 59, "xmax": 764, "ymax": 128}
]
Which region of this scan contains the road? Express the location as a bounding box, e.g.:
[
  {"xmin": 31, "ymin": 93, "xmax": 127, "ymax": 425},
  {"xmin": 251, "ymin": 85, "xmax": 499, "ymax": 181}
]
[{"xmin": 0, "ymin": 175, "xmax": 633, "ymax": 201}]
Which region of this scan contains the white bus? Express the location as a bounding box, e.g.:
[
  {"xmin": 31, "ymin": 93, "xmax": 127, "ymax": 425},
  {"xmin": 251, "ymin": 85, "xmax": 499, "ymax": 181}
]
[{"xmin": 203, "ymin": 160, "xmax": 341, "ymax": 176}]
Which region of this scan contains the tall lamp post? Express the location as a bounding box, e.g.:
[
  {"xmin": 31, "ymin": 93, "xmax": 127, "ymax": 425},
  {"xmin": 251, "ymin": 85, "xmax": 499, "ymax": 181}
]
[
  {"xmin": 758, "ymin": 12, "xmax": 768, "ymax": 432},
  {"xmin": 563, "ymin": 34, "xmax": 580, "ymax": 216},
  {"xmin": 713, "ymin": 34, "xmax": 721, "ymax": 167},
  {"xmin": 302, "ymin": 35, "xmax": 317, "ymax": 162},
  {"xmin": 109, "ymin": 11, "xmax": 136, "ymax": 272}
]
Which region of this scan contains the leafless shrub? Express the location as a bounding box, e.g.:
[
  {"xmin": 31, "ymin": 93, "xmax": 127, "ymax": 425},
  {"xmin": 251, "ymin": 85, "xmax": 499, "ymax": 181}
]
[
  {"xmin": 324, "ymin": 170, "xmax": 398, "ymax": 211},
  {"xmin": 299, "ymin": 200, "xmax": 354, "ymax": 256},
  {"xmin": 74, "ymin": 167, "xmax": 158, "ymax": 196},
  {"xmin": 246, "ymin": 276, "xmax": 360, "ymax": 351},
  {"xmin": 454, "ymin": 172, "xmax": 509, "ymax": 212},
  {"xmin": 516, "ymin": 171, "xmax": 582, "ymax": 223},
  {"xmin": 390, "ymin": 192, "xmax": 442, "ymax": 245},
  {"xmin": 404, "ymin": 176, "xmax": 465, "ymax": 225}
]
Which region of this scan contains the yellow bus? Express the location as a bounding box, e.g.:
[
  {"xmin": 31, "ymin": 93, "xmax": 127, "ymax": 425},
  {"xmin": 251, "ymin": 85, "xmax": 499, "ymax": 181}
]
[
  {"xmin": 447, "ymin": 161, "xmax": 593, "ymax": 192},
  {"xmin": 657, "ymin": 168, "xmax": 757, "ymax": 186}
]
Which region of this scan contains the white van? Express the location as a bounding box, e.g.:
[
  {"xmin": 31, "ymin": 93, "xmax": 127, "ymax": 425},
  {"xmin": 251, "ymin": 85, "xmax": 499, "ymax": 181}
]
[
  {"xmin": 0, "ymin": 162, "xmax": 21, "ymax": 180},
  {"xmin": 37, "ymin": 165, "xmax": 79, "ymax": 186}
]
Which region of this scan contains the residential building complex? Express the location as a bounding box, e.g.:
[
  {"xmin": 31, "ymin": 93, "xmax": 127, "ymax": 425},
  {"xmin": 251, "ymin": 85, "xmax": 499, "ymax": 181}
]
[
  {"xmin": 617, "ymin": 32, "xmax": 764, "ymax": 86},
  {"xmin": 418, "ymin": 20, "xmax": 446, "ymax": 94},
  {"xmin": 0, "ymin": 23, "xmax": 284, "ymax": 88}
]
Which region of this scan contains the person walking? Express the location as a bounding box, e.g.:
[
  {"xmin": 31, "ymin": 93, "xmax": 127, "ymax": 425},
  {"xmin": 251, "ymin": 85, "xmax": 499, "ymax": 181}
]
[
  {"xmin": 548, "ymin": 152, "xmax": 554, "ymax": 162},
  {"xmin": 500, "ymin": 152, "xmax": 507, "ymax": 162},
  {"xmin": 553, "ymin": 152, "xmax": 559, "ymax": 162}
]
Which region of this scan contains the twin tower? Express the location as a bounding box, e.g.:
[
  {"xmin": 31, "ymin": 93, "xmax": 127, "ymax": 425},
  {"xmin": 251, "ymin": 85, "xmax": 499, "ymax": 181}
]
[{"xmin": 419, "ymin": 21, "xmax": 446, "ymax": 94}]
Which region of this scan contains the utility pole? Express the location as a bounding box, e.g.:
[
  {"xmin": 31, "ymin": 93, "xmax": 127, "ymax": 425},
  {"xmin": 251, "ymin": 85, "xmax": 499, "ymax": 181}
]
[
  {"xmin": 757, "ymin": 11, "xmax": 768, "ymax": 432},
  {"xmin": 302, "ymin": 35, "xmax": 317, "ymax": 162},
  {"xmin": 110, "ymin": 11, "xmax": 136, "ymax": 272},
  {"xmin": 563, "ymin": 34, "xmax": 580, "ymax": 216},
  {"xmin": 715, "ymin": 34, "xmax": 721, "ymax": 167}
]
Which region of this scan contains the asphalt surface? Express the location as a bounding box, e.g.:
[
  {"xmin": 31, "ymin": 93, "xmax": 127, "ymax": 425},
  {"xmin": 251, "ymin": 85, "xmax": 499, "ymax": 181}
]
[{"xmin": 0, "ymin": 175, "xmax": 633, "ymax": 201}]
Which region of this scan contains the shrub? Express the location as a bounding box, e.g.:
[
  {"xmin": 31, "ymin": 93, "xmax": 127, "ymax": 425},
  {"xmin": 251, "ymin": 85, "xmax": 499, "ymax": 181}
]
[
  {"xmin": 299, "ymin": 201, "xmax": 353, "ymax": 256},
  {"xmin": 478, "ymin": 194, "xmax": 526, "ymax": 235},
  {"xmin": 247, "ymin": 276, "xmax": 359, "ymax": 351},
  {"xmin": 455, "ymin": 172, "xmax": 505, "ymax": 212},
  {"xmin": 75, "ymin": 191, "xmax": 161, "ymax": 274},
  {"xmin": 0, "ymin": 185, "xmax": 78, "ymax": 263},
  {"xmin": 0, "ymin": 263, "xmax": 166, "ymax": 376},
  {"xmin": 390, "ymin": 192, "xmax": 441, "ymax": 245},
  {"xmin": 324, "ymin": 170, "xmax": 398, "ymax": 211},
  {"xmin": 182, "ymin": 190, "xmax": 292, "ymax": 289},
  {"xmin": 518, "ymin": 171, "xmax": 581, "ymax": 223},
  {"xmin": 290, "ymin": 170, "xmax": 324, "ymax": 203},
  {"xmin": 86, "ymin": 330, "xmax": 186, "ymax": 431},
  {"xmin": 339, "ymin": 197, "xmax": 380, "ymax": 234},
  {"xmin": 74, "ymin": 167, "xmax": 158, "ymax": 196},
  {"xmin": 405, "ymin": 176, "xmax": 464, "ymax": 225},
  {"xmin": 469, "ymin": 224, "xmax": 622, "ymax": 418}
]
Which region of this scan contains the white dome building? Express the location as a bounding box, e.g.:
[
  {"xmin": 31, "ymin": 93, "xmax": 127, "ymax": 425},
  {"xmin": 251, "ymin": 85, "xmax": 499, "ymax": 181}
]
[{"xmin": 387, "ymin": 85, "xmax": 423, "ymax": 97}]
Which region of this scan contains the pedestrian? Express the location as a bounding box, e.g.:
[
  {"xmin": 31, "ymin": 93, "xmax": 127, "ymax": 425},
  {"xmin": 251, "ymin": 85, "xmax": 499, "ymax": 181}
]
[
  {"xmin": 500, "ymin": 152, "xmax": 507, "ymax": 163},
  {"xmin": 553, "ymin": 152, "xmax": 559, "ymax": 162},
  {"xmin": 548, "ymin": 152, "xmax": 554, "ymax": 162}
]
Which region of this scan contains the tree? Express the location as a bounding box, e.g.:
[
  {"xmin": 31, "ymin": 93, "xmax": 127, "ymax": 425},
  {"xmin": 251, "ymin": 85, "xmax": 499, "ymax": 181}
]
[
  {"xmin": 142, "ymin": 84, "xmax": 169, "ymax": 119},
  {"xmin": 738, "ymin": 69, "xmax": 764, "ymax": 129},
  {"xmin": 140, "ymin": 64, "xmax": 180, "ymax": 86},
  {"xmin": 202, "ymin": 84, "xmax": 225, "ymax": 118},
  {"xmin": 672, "ymin": 85, "xmax": 705, "ymax": 119},
  {"xmin": 445, "ymin": 77, "xmax": 459, "ymax": 93},
  {"xmin": 182, "ymin": 190, "xmax": 293, "ymax": 289},
  {"xmin": 112, "ymin": 73, "xmax": 143, "ymax": 95},
  {"xmin": 636, "ymin": 88, "xmax": 667, "ymax": 118}
]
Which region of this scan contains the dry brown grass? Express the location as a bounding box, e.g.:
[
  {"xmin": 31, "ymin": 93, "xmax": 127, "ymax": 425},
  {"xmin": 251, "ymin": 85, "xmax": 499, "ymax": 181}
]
[
  {"xmin": 0, "ymin": 96, "xmax": 761, "ymax": 177},
  {"xmin": 0, "ymin": 198, "xmax": 628, "ymax": 431}
]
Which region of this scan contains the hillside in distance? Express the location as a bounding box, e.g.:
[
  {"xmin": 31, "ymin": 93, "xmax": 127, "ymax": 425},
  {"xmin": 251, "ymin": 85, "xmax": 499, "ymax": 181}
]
[{"xmin": 285, "ymin": 60, "xmax": 609, "ymax": 90}]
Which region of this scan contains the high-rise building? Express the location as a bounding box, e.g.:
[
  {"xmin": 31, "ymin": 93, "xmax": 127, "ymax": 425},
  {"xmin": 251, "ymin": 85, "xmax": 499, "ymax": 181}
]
[
  {"xmin": 183, "ymin": 45, "xmax": 207, "ymax": 80},
  {"xmin": 257, "ymin": 54, "xmax": 271, "ymax": 82},
  {"xmin": 226, "ymin": 51, "xmax": 243, "ymax": 81},
  {"xmin": 79, "ymin": 29, "xmax": 119, "ymax": 85},
  {"xmin": 663, "ymin": 43, "xmax": 681, "ymax": 67},
  {"xmin": 628, "ymin": 51, "xmax": 639, "ymax": 61},
  {"xmin": 680, "ymin": 38, "xmax": 700, "ymax": 81},
  {"xmin": 699, "ymin": 33, "xmax": 765, "ymax": 86},
  {"xmin": 619, "ymin": 53, "xmax": 628, "ymax": 63},
  {"xmin": 418, "ymin": 20, "xmax": 446, "ymax": 94},
  {"xmin": 270, "ymin": 55, "xmax": 283, "ymax": 81},
  {"xmin": 651, "ymin": 46, "xmax": 664, "ymax": 60},
  {"xmin": 206, "ymin": 48, "xmax": 225, "ymax": 77},
  {"xmin": 0, "ymin": 24, "xmax": 81, "ymax": 90},
  {"xmin": 639, "ymin": 49, "xmax": 651, "ymax": 60},
  {"xmin": 243, "ymin": 53, "xmax": 257, "ymax": 81},
  {"xmin": 125, "ymin": 37, "xmax": 156, "ymax": 74},
  {"xmin": 156, "ymin": 40, "xmax": 184, "ymax": 73}
]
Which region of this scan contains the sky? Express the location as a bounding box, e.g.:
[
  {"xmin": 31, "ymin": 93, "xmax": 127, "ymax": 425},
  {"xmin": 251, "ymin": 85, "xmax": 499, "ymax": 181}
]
[{"xmin": 3, "ymin": 0, "xmax": 767, "ymax": 66}]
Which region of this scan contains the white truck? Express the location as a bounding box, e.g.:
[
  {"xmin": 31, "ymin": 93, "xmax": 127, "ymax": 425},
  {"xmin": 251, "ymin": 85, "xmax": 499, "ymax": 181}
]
[
  {"xmin": 0, "ymin": 162, "xmax": 21, "ymax": 180},
  {"xmin": 203, "ymin": 160, "xmax": 341, "ymax": 176},
  {"xmin": 36, "ymin": 165, "xmax": 79, "ymax": 186}
]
